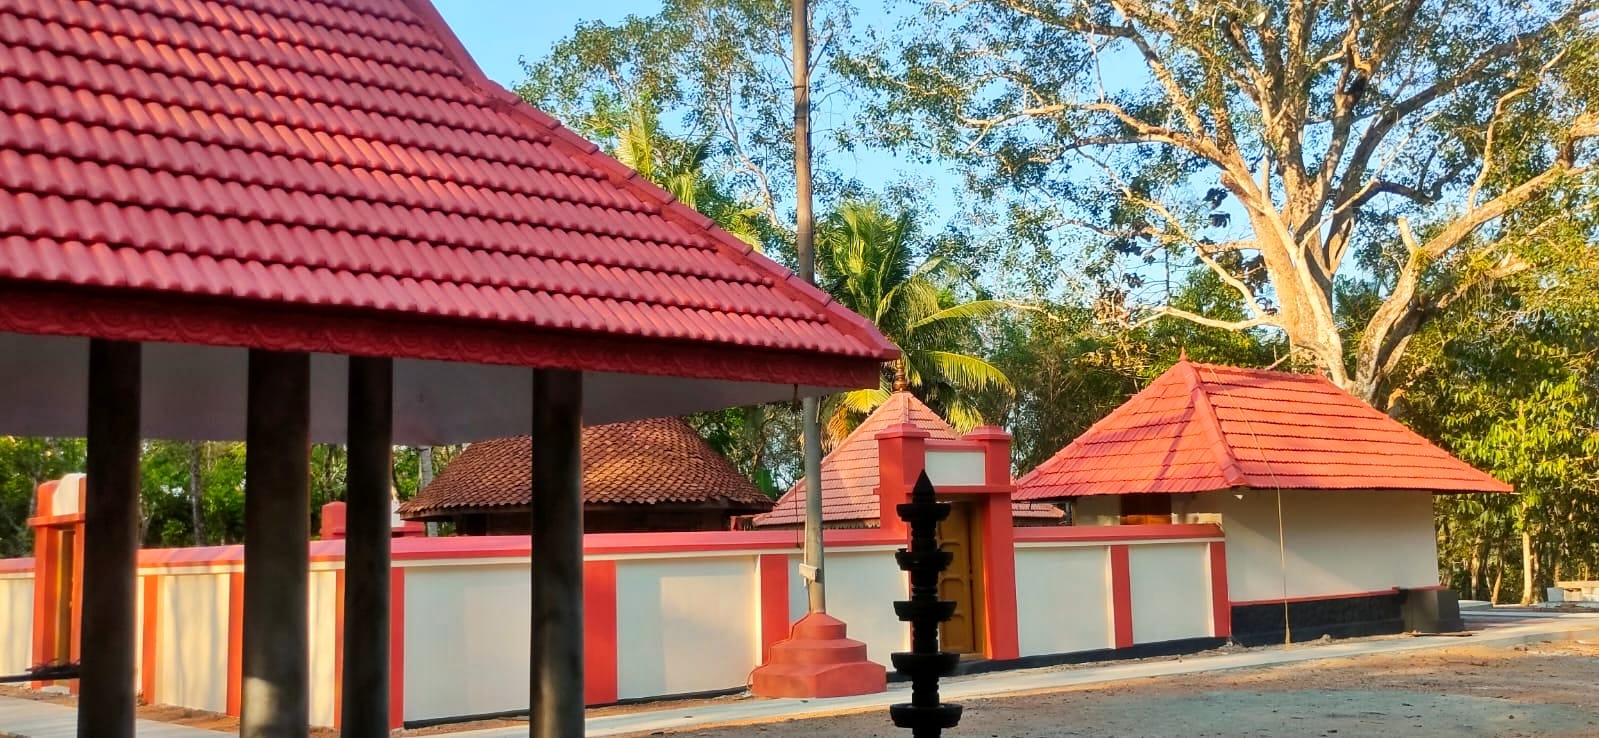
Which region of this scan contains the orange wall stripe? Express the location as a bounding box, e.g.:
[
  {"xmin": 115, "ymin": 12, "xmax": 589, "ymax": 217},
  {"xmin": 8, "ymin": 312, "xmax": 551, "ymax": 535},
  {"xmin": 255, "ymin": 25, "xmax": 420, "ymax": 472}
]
[
  {"xmin": 583, "ymin": 560, "xmax": 619, "ymax": 705},
  {"xmin": 140, "ymin": 575, "xmax": 159, "ymax": 705},
  {"xmin": 333, "ymin": 568, "xmax": 345, "ymax": 729},
  {"xmin": 757, "ymin": 554, "xmax": 789, "ymax": 662},
  {"xmin": 389, "ymin": 567, "xmax": 405, "ymax": 730},
  {"xmin": 30, "ymin": 529, "xmax": 58, "ymax": 689},
  {"xmin": 980, "ymin": 495, "xmax": 1020, "ymax": 660},
  {"xmin": 225, "ymin": 571, "xmax": 244, "ymax": 716},
  {"xmin": 1208, "ymin": 542, "xmax": 1231, "ymax": 638},
  {"xmin": 1109, "ymin": 545, "xmax": 1134, "ymax": 649}
]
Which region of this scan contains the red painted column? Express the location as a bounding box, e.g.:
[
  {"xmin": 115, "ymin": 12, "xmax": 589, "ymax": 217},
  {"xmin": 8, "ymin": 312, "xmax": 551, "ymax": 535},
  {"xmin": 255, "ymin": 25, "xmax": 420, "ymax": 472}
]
[
  {"xmin": 980, "ymin": 494, "xmax": 1020, "ymax": 660},
  {"xmin": 30, "ymin": 524, "xmax": 58, "ymax": 687},
  {"xmin": 1109, "ymin": 545, "xmax": 1134, "ymax": 649},
  {"xmin": 874, "ymin": 423, "xmax": 929, "ymax": 538},
  {"xmin": 225, "ymin": 571, "xmax": 244, "ymax": 716},
  {"xmin": 1208, "ymin": 541, "xmax": 1231, "ymax": 639},
  {"xmin": 140, "ymin": 575, "xmax": 159, "ymax": 705},
  {"xmin": 389, "ymin": 567, "xmax": 406, "ymax": 730},
  {"xmin": 332, "ymin": 568, "xmax": 345, "ymax": 728},
  {"xmin": 583, "ymin": 560, "xmax": 618, "ymax": 706},
  {"xmin": 758, "ymin": 554, "xmax": 791, "ymax": 661}
]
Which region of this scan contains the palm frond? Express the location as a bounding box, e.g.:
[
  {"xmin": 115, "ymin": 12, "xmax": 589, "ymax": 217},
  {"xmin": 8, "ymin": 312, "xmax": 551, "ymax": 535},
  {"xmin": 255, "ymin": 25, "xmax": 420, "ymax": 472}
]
[
  {"xmin": 908, "ymin": 299, "xmax": 1025, "ymax": 332},
  {"xmin": 921, "ymin": 351, "xmax": 1015, "ymax": 395}
]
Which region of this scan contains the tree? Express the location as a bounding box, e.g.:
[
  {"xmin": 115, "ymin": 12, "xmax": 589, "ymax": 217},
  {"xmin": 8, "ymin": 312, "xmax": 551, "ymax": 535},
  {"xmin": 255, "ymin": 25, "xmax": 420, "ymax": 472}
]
[
  {"xmin": 816, "ymin": 200, "xmax": 1016, "ymax": 438},
  {"xmin": 0, "ymin": 437, "xmax": 85, "ymax": 557},
  {"xmin": 848, "ymin": 0, "xmax": 1599, "ymax": 406},
  {"xmin": 1402, "ymin": 290, "xmax": 1599, "ymax": 603},
  {"xmin": 518, "ymin": 0, "xmax": 858, "ymax": 250}
]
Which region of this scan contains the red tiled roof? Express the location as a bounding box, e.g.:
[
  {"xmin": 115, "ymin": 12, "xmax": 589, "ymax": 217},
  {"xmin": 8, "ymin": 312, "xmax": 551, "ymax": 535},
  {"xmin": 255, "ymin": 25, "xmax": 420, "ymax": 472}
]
[
  {"xmin": 753, "ymin": 392, "xmax": 1064, "ymax": 526},
  {"xmin": 397, "ymin": 417, "xmax": 772, "ymax": 518},
  {"xmin": 1014, "ymin": 360, "xmax": 1513, "ymax": 500},
  {"xmin": 0, "ymin": 0, "xmax": 895, "ymax": 386}
]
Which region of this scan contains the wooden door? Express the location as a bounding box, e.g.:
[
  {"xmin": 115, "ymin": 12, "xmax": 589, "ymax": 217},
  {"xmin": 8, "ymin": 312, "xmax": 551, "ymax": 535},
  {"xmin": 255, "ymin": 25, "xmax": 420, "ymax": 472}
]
[
  {"xmin": 937, "ymin": 501, "xmax": 982, "ymax": 655},
  {"xmin": 1120, "ymin": 494, "xmax": 1173, "ymax": 525}
]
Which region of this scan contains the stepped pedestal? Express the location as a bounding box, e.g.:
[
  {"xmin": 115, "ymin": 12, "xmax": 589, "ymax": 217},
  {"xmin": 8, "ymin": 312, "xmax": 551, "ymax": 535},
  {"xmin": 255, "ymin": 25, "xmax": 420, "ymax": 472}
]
[{"xmin": 749, "ymin": 613, "xmax": 886, "ymax": 698}]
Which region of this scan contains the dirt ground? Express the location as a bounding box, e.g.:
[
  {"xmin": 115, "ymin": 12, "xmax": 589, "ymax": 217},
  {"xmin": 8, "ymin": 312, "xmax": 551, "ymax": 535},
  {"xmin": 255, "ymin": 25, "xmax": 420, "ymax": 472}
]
[{"xmin": 641, "ymin": 640, "xmax": 1599, "ymax": 738}]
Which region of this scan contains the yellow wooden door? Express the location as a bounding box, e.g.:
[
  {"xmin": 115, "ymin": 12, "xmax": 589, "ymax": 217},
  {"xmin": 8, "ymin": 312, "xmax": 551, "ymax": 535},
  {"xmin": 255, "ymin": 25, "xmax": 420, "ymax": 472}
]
[{"xmin": 937, "ymin": 501, "xmax": 981, "ymax": 655}]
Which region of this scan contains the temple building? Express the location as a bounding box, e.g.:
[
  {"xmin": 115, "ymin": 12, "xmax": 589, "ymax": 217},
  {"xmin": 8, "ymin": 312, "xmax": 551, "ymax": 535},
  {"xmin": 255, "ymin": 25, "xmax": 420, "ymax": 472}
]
[{"xmin": 398, "ymin": 418, "xmax": 773, "ymax": 534}]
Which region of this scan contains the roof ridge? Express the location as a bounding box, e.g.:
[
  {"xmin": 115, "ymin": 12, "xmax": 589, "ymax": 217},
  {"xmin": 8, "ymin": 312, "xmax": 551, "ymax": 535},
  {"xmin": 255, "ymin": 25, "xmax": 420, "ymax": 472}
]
[
  {"xmin": 398, "ymin": 0, "xmax": 897, "ymax": 362},
  {"xmin": 1181, "ymin": 361, "xmax": 1250, "ymax": 488}
]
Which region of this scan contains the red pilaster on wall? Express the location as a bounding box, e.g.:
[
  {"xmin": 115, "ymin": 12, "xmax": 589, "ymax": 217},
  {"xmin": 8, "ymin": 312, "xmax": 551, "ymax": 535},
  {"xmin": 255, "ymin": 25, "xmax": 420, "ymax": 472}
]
[
  {"xmin": 140, "ymin": 575, "xmax": 159, "ymax": 705},
  {"xmin": 758, "ymin": 554, "xmax": 790, "ymax": 661},
  {"xmin": 333, "ymin": 569, "xmax": 346, "ymax": 728},
  {"xmin": 225, "ymin": 571, "xmax": 243, "ymax": 716},
  {"xmin": 1109, "ymin": 545, "xmax": 1134, "ymax": 649},
  {"xmin": 980, "ymin": 494, "xmax": 1020, "ymax": 660},
  {"xmin": 874, "ymin": 422, "xmax": 930, "ymax": 538},
  {"xmin": 1208, "ymin": 541, "xmax": 1231, "ymax": 638},
  {"xmin": 583, "ymin": 560, "xmax": 619, "ymax": 705}
]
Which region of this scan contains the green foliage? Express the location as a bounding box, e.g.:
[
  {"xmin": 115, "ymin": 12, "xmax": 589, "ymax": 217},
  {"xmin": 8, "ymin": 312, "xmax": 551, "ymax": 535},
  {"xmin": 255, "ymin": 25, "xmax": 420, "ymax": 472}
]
[
  {"xmin": 0, "ymin": 437, "xmax": 85, "ymax": 557},
  {"xmin": 815, "ymin": 200, "xmax": 1016, "ymax": 438}
]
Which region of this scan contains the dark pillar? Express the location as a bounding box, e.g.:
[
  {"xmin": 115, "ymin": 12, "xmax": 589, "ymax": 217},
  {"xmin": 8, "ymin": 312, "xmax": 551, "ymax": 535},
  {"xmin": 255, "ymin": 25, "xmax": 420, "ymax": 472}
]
[
  {"xmin": 530, "ymin": 369, "xmax": 583, "ymax": 738},
  {"xmin": 241, "ymin": 350, "xmax": 311, "ymax": 737},
  {"xmin": 342, "ymin": 356, "xmax": 393, "ymax": 736},
  {"xmin": 79, "ymin": 339, "xmax": 141, "ymax": 738}
]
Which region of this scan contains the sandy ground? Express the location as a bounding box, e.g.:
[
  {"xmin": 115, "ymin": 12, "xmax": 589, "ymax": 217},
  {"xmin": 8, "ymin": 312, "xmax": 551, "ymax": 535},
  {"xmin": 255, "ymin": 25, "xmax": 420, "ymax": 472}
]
[{"xmin": 639, "ymin": 640, "xmax": 1599, "ymax": 738}]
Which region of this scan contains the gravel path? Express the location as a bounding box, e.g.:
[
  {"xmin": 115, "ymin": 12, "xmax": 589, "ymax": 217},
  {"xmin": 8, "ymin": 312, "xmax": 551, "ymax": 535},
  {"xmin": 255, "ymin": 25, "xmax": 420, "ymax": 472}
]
[{"xmin": 649, "ymin": 641, "xmax": 1599, "ymax": 737}]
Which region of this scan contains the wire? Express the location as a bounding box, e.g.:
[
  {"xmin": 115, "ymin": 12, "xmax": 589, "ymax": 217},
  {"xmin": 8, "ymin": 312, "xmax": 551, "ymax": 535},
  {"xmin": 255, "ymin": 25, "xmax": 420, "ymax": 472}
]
[{"xmin": 1200, "ymin": 363, "xmax": 1293, "ymax": 649}]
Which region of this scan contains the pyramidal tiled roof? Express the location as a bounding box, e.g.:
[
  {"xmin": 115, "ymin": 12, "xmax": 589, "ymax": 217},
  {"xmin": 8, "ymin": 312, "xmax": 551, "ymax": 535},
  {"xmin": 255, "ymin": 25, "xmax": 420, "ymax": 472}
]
[
  {"xmin": 1014, "ymin": 360, "xmax": 1513, "ymax": 500},
  {"xmin": 397, "ymin": 417, "xmax": 773, "ymax": 518},
  {"xmin": 754, "ymin": 392, "xmax": 1063, "ymax": 526},
  {"xmin": 0, "ymin": 0, "xmax": 895, "ymax": 384}
]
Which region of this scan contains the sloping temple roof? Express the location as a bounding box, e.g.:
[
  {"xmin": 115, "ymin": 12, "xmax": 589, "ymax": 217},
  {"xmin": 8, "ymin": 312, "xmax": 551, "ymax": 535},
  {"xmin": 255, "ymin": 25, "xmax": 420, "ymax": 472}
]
[
  {"xmin": 0, "ymin": 0, "xmax": 896, "ymax": 443},
  {"xmin": 1014, "ymin": 360, "xmax": 1513, "ymax": 500},
  {"xmin": 754, "ymin": 392, "xmax": 1063, "ymax": 526},
  {"xmin": 398, "ymin": 418, "xmax": 773, "ymax": 519}
]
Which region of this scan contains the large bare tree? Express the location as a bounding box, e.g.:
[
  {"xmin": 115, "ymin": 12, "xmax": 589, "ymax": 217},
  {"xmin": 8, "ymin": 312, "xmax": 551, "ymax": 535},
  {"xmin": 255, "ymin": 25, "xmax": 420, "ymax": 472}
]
[{"xmin": 853, "ymin": 0, "xmax": 1598, "ymax": 405}]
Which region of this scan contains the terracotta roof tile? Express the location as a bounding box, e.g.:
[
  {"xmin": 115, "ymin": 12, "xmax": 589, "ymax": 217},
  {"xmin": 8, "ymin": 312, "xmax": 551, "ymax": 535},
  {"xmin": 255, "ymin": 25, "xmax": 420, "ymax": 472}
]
[
  {"xmin": 397, "ymin": 417, "xmax": 773, "ymax": 518},
  {"xmin": 1015, "ymin": 360, "xmax": 1513, "ymax": 500},
  {"xmin": 0, "ymin": 0, "xmax": 896, "ymax": 373},
  {"xmin": 753, "ymin": 393, "xmax": 1064, "ymax": 526}
]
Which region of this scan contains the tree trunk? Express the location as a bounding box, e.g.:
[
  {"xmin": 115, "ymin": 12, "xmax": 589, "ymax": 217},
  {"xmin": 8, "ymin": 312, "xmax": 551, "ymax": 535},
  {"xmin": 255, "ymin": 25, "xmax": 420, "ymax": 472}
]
[
  {"xmin": 1521, "ymin": 528, "xmax": 1537, "ymax": 605},
  {"xmin": 189, "ymin": 442, "xmax": 206, "ymax": 546},
  {"xmin": 1490, "ymin": 562, "xmax": 1504, "ymax": 605},
  {"xmin": 1468, "ymin": 538, "xmax": 1484, "ymax": 600}
]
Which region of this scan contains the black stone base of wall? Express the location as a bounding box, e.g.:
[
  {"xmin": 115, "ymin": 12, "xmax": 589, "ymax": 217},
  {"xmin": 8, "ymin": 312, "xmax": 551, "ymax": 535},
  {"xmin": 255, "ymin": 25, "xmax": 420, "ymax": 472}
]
[
  {"xmin": 1230, "ymin": 589, "xmax": 1464, "ymax": 647},
  {"xmin": 886, "ymin": 636, "xmax": 1229, "ymax": 682}
]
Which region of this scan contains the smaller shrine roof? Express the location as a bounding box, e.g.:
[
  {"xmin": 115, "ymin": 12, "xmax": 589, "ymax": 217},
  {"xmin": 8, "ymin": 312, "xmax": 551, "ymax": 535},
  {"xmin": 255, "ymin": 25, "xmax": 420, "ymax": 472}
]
[
  {"xmin": 753, "ymin": 392, "xmax": 1064, "ymax": 527},
  {"xmin": 1014, "ymin": 360, "xmax": 1513, "ymax": 500},
  {"xmin": 398, "ymin": 417, "xmax": 773, "ymax": 519}
]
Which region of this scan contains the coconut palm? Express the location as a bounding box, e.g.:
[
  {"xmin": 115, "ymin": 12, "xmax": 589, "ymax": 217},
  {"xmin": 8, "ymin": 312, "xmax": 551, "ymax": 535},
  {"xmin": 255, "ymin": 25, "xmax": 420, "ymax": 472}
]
[
  {"xmin": 608, "ymin": 100, "xmax": 765, "ymax": 248},
  {"xmin": 816, "ymin": 201, "xmax": 1015, "ymax": 441}
]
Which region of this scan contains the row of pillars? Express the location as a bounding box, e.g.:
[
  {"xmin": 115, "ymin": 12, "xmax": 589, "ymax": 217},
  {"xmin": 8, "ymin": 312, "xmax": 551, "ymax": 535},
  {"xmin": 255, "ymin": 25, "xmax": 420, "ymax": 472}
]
[{"xmin": 76, "ymin": 340, "xmax": 585, "ymax": 737}]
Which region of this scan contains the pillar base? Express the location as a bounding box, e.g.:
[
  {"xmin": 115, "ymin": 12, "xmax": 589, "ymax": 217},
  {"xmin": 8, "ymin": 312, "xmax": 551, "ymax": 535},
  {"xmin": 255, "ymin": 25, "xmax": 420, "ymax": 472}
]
[{"xmin": 749, "ymin": 613, "xmax": 886, "ymax": 698}]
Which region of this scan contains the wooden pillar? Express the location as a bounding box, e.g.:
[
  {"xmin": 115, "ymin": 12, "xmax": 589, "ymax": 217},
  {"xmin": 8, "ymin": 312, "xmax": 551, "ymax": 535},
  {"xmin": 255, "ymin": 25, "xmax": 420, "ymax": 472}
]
[
  {"xmin": 78, "ymin": 339, "xmax": 141, "ymax": 737},
  {"xmin": 241, "ymin": 350, "xmax": 311, "ymax": 737},
  {"xmin": 530, "ymin": 369, "xmax": 583, "ymax": 738},
  {"xmin": 341, "ymin": 357, "xmax": 393, "ymax": 735}
]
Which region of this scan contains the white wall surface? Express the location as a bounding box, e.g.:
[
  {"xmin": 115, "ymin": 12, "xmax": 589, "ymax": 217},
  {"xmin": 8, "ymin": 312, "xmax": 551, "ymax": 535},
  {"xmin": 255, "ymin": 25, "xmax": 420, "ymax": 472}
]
[
  {"xmin": 1072, "ymin": 496, "xmax": 1121, "ymax": 526},
  {"xmin": 1127, "ymin": 543, "xmax": 1212, "ymax": 643},
  {"xmin": 402, "ymin": 564, "xmax": 531, "ymax": 723},
  {"xmin": 1014, "ymin": 547, "xmax": 1111, "ymax": 655},
  {"xmin": 615, "ymin": 556, "xmax": 758, "ymax": 698},
  {"xmin": 155, "ymin": 573, "xmax": 229, "ymax": 713},
  {"xmin": 819, "ymin": 550, "xmax": 907, "ymax": 666},
  {"xmin": 308, "ymin": 570, "xmax": 338, "ymax": 727},
  {"xmin": 924, "ymin": 450, "xmax": 986, "ymax": 487},
  {"xmin": 0, "ymin": 577, "xmax": 32, "ymax": 674},
  {"xmin": 1193, "ymin": 489, "xmax": 1440, "ymax": 602}
]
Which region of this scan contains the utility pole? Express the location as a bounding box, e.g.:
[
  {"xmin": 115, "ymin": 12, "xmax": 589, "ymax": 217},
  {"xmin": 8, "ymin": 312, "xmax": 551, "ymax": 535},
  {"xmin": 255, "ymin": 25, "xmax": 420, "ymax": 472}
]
[{"xmin": 793, "ymin": 0, "xmax": 825, "ymax": 614}]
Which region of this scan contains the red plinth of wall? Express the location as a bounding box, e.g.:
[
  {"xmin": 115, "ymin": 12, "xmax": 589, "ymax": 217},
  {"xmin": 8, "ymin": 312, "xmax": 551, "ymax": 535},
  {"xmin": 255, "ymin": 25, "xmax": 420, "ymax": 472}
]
[{"xmin": 749, "ymin": 613, "xmax": 886, "ymax": 698}]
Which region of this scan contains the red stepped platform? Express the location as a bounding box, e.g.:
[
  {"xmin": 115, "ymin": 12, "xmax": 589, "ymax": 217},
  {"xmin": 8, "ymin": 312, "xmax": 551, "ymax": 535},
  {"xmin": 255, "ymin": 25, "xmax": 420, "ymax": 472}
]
[{"xmin": 750, "ymin": 613, "xmax": 887, "ymax": 698}]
